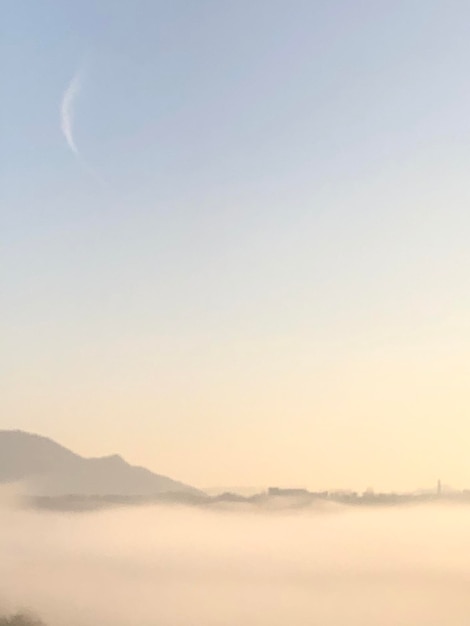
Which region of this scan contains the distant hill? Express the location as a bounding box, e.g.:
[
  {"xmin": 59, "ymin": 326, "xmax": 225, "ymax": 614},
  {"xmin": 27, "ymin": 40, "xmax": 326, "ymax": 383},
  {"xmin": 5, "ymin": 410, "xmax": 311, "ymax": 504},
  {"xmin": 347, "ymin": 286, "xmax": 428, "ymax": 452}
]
[{"xmin": 0, "ymin": 430, "xmax": 203, "ymax": 497}]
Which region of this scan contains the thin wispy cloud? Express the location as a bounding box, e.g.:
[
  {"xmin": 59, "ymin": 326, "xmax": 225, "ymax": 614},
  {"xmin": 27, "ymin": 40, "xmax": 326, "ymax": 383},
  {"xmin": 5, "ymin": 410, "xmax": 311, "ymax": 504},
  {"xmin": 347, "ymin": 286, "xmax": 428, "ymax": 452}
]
[
  {"xmin": 60, "ymin": 70, "xmax": 82, "ymax": 156},
  {"xmin": 59, "ymin": 68, "xmax": 106, "ymax": 187}
]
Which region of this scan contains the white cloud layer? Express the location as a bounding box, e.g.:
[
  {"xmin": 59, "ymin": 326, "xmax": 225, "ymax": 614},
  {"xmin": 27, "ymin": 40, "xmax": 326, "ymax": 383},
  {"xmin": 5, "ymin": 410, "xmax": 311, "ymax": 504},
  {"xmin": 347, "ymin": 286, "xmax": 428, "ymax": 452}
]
[{"xmin": 1, "ymin": 497, "xmax": 470, "ymax": 626}]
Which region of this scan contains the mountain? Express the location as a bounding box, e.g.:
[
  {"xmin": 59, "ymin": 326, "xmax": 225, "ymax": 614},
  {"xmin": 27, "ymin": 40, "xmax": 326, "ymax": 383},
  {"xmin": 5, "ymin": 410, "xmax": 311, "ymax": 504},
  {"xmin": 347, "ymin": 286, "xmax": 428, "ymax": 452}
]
[{"xmin": 0, "ymin": 430, "xmax": 203, "ymax": 497}]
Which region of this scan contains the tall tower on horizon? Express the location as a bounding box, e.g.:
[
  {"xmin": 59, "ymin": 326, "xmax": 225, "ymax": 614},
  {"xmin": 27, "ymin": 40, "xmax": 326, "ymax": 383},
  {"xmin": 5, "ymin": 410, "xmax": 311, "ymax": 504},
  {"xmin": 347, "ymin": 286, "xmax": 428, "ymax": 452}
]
[{"xmin": 437, "ymin": 479, "xmax": 442, "ymax": 496}]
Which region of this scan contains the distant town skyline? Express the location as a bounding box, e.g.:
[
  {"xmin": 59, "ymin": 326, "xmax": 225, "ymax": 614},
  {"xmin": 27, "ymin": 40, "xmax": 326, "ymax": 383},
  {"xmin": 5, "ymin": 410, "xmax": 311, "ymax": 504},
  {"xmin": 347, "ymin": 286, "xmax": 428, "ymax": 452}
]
[{"xmin": 0, "ymin": 429, "xmax": 458, "ymax": 496}]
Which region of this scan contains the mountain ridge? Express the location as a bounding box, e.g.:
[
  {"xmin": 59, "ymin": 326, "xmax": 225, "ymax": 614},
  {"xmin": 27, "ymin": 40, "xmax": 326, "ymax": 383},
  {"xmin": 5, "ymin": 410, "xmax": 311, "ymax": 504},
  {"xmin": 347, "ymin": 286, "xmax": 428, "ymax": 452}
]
[{"xmin": 0, "ymin": 430, "xmax": 203, "ymax": 497}]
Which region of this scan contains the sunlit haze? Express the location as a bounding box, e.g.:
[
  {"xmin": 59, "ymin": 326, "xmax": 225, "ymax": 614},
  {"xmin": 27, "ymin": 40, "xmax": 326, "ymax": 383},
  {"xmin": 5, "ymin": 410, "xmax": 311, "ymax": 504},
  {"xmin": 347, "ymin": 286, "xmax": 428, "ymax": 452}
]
[{"xmin": 3, "ymin": 1, "xmax": 470, "ymax": 492}]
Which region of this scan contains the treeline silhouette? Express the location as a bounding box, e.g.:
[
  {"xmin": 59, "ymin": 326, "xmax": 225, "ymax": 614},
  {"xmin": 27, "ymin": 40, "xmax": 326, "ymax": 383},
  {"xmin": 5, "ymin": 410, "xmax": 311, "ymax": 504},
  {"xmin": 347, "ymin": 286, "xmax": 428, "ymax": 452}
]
[{"xmin": 0, "ymin": 614, "xmax": 44, "ymax": 626}]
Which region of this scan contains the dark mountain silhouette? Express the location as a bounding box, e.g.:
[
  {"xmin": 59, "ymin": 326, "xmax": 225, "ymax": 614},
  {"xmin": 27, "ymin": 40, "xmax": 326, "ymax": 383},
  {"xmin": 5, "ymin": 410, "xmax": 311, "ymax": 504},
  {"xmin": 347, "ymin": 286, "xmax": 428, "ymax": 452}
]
[{"xmin": 0, "ymin": 430, "xmax": 203, "ymax": 497}]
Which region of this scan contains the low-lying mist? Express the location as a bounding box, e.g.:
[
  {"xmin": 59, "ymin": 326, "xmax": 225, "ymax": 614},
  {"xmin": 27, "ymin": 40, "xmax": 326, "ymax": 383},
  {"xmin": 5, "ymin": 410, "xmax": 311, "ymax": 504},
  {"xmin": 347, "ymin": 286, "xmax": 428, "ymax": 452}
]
[{"xmin": 1, "ymin": 491, "xmax": 470, "ymax": 625}]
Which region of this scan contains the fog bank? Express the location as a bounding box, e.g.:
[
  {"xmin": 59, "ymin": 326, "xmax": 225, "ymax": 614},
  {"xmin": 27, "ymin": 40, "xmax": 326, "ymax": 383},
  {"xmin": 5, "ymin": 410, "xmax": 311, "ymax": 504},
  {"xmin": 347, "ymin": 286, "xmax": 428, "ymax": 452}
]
[{"xmin": 1, "ymin": 497, "xmax": 470, "ymax": 625}]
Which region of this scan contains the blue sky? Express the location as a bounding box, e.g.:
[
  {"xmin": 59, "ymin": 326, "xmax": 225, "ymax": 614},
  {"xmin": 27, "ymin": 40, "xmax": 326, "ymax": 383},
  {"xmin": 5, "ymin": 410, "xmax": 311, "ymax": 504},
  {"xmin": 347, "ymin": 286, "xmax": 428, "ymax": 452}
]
[{"xmin": 2, "ymin": 1, "xmax": 470, "ymax": 489}]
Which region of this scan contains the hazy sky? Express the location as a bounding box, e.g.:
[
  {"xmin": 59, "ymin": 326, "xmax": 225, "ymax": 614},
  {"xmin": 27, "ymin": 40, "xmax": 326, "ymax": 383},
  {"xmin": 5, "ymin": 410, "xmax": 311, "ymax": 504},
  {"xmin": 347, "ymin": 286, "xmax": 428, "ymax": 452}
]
[{"xmin": 2, "ymin": 1, "xmax": 470, "ymax": 491}]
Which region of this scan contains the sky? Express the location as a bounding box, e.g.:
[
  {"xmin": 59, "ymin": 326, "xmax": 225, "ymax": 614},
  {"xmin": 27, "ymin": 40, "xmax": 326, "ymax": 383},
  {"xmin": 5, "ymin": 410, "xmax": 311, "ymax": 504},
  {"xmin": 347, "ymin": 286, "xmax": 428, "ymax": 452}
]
[{"xmin": 2, "ymin": 0, "xmax": 470, "ymax": 492}]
